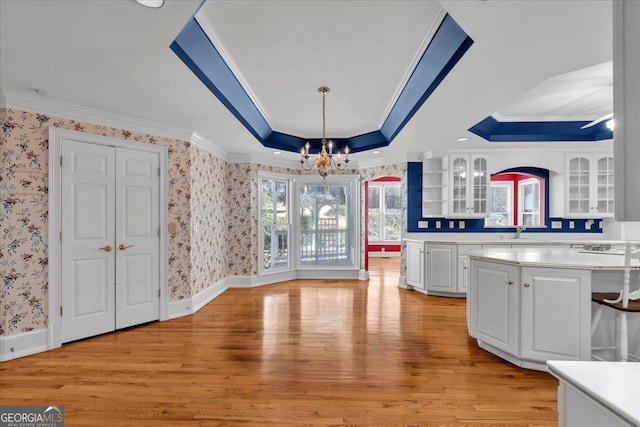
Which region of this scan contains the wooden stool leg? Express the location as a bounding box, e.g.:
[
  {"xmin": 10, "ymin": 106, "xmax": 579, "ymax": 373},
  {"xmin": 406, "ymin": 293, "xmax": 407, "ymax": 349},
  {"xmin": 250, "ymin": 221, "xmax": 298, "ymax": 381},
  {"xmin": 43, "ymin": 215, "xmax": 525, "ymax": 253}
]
[{"xmin": 591, "ymin": 305, "xmax": 604, "ymax": 336}]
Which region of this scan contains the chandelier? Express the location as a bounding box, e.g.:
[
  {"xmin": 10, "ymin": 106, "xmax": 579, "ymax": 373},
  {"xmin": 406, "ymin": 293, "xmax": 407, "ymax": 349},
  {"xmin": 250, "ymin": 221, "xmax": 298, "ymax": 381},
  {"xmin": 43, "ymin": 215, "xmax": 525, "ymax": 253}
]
[{"xmin": 300, "ymin": 87, "xmax": 349, "ymax": 181}]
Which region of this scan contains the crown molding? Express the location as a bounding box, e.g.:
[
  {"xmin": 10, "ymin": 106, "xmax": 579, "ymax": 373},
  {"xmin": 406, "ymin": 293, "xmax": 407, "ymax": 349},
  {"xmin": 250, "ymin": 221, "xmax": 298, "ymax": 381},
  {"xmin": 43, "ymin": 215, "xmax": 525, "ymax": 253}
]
[
  {"xmin": 377, "ymin": 7, "xmax": 447, "ymax": 128},
  {"xmin": 190, "ymin": 132, "xmax": 229, "ymax": 161},
  {"xmin": 356, "ymin": 152, "xmax": 419, "ymax": 169},
  {"xmin": 194, "ymin": 11, "xmax": 270, "ymax": 124},
  {"xmin": 0, "ymin": 89, "xmax": 193, "ymax": 142}
]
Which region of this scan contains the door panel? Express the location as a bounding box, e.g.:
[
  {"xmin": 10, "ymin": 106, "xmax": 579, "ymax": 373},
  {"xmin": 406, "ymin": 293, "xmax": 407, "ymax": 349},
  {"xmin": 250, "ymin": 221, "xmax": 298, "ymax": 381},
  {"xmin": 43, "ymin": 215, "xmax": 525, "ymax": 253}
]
[
  {"xmin": 62, "ymin": 141, "xmax": 116, "ymax": 343},
  {"xmin": 115, "ymin": 148, "xmax": 160, "ymax": 329}
]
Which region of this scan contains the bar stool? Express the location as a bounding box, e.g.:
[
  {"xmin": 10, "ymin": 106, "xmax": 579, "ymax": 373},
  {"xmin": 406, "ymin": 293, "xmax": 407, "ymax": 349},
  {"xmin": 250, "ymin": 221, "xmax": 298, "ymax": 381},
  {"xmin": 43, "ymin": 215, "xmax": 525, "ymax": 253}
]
[{"xmin": 591, "ymin": 242, "xmax": 640, "ymax": 362}]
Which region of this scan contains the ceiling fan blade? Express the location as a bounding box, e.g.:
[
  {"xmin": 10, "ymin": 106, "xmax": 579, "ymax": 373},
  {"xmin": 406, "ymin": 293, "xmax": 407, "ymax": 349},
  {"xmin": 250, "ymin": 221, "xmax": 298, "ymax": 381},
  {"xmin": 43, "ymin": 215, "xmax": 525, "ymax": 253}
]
[{"xmin": 580, "ymin": 112, "xmax": 614, "ymax": 129}]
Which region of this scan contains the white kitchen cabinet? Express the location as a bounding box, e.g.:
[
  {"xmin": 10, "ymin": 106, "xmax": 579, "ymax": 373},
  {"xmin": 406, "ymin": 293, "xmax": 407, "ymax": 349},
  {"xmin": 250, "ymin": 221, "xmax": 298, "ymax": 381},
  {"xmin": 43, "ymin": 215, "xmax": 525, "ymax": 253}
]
[
  {"xmin": 425, "ymin": 243, "xmax": 457, "ymax": 295},
  {"xmin": 470, "ymin": 258, "xmax": 594, "ymax": 370},
  {"xmin": 470, "ymin": 259, "xmax": 519, "ymax": 356},
  {"xmin": 456, "ymin": 244, "xmax": 481, "ymax": 294},
  {"xmin": 406, "ymin": 241, "xmax": 425, "ymax": 289},
  {"xmin": 448, "ymin": 154, "xmax": 489, "ymax": 218},
  {"xmin": 565, "ymin": 154, "xmax": 614, "ymax": 218},
  {"xmin": 421, "ymin": 156, "xmax": 448, "ymax": 218},
  {"xmin": 520, "ymin": 267, "xmax": 591, "ymax": 362}
]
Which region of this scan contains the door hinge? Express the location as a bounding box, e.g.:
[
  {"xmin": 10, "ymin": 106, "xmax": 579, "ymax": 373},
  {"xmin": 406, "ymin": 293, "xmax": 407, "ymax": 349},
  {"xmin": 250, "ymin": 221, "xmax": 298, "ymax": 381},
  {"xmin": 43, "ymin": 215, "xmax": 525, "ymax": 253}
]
[
  {"xmin": 60, "ymin": 231, "xmax": 62, "ymax": 242},
  {"xmin": 158, "ymin": 289, "xmax": 161, "ymax": 298},
  {"xmin": 60, "ymin": 156, "xmax": 63, "ymax": 167},
  {"xmin": 158, "ymin": 167, "xmax": 161, "ymax": 177},
  {"xmin": 60, "ymin": 306, "xmax": 63, "ymax": 316}
]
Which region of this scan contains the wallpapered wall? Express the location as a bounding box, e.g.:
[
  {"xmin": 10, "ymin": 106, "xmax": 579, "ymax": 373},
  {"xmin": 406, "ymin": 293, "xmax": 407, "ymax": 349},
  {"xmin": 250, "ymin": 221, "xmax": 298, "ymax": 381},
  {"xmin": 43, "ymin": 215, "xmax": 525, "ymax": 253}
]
[
  {"xmin": 1, "ymin": 106, "xmax": 408, "ymax": 337},
  {"xmin": 0, "ymin": 108, "xmax": 192, "ymax": 336}
]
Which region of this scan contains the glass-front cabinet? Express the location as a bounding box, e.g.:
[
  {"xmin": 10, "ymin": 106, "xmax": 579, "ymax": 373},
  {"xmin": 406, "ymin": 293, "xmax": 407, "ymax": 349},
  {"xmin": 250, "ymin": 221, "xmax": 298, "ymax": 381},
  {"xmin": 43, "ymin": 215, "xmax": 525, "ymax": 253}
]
[
  {"xmin": 565, "ymin": 154, "xmax": 614, "ymax": 218},
  {"xmin": 448, "ymin": 154, "xmax": 489, "ymax": 218}
]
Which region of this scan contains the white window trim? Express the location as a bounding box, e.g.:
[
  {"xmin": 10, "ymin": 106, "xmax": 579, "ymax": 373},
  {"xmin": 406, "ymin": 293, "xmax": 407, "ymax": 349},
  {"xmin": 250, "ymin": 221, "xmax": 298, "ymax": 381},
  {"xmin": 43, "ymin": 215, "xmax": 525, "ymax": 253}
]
[
  {"xmin": 258, "ymin": 172, "xmax": 292, "ymax": 276},
  {"xmin": 368, "ymin": 181, "xmax": 402, "ymax": 243}
]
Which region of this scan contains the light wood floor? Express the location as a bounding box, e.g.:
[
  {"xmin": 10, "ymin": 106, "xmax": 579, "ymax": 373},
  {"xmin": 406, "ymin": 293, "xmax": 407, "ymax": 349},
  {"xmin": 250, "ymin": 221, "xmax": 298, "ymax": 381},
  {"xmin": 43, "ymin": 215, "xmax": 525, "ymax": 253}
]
[{"xmin": 0, "ymin": 258, "xmax": 558, "ymax": 426}]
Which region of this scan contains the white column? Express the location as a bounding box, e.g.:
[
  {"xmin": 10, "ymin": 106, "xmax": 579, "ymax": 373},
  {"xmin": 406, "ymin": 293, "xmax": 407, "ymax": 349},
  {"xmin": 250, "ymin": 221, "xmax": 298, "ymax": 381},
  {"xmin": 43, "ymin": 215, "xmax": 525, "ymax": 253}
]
[{"xmin": 614, "ymin": 0, "xmax": 640, "ymax": 220}]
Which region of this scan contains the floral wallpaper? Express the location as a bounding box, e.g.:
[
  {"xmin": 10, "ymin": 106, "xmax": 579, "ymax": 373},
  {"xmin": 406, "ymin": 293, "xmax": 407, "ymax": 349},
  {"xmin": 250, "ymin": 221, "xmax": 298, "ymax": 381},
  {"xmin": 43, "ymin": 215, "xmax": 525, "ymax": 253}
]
[
  {"xmin": 0, "ymin": 105, "xmax": 410, "ymax": 338},
  {"xmin": 0, "ymin": 108, "xmax": 192, "ymax": 336},
  {"xmin": 189, "ymin": 145, "xmax": 228, "ymax": 294}
]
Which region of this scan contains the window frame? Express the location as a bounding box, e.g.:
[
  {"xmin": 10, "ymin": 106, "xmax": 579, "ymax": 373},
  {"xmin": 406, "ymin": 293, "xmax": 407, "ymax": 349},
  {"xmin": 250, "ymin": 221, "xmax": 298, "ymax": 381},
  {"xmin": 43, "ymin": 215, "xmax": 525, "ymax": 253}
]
[{"xmin": 368, "ymin": 181, "xmax": 402, "ymax": 243}]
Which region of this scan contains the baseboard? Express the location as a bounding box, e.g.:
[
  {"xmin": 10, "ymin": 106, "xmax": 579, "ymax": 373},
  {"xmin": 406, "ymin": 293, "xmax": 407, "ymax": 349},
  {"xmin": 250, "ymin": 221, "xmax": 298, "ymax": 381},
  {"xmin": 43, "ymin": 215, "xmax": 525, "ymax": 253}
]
[
  {"xmin": 397, "ymin": 275, "xmax": 411, "ymax": 289},
  {"xmin": 191, "ymin": 280, "xmax": 229, "ymax": 312},
  {"xmin": 227, "ymin": 269, "xmax": 365, "ymax": 288},
  {"xmin": 0, "ymin": 329, "xmax": 48, "ymax": 362}
]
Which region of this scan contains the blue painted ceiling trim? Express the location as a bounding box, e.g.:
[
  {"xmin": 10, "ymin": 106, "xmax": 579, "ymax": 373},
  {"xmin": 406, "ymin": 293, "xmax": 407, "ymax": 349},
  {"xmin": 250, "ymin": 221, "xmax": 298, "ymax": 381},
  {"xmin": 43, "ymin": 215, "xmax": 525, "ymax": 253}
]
[
  {"xmin": 469, "ymin": 115, "xmax": 613, "ymax": 142},
  {"xmin": 380, "ymin": 14, "xmax": 474, "ymax": 142},
  {"xmin": 170, "ymin": 10, "xmax": 473, "ymax": 153},
  {"xmin": 170, "ymin": 17, "xmax": 272, "ymax": 141}
]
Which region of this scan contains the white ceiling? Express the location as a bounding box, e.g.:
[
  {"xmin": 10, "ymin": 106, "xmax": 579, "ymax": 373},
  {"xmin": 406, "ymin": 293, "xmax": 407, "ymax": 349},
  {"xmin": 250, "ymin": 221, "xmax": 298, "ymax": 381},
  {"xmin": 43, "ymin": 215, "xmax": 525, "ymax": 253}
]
[{"xmin": 0, "ymin": 0, "xmax": 613, "ymax": 165}]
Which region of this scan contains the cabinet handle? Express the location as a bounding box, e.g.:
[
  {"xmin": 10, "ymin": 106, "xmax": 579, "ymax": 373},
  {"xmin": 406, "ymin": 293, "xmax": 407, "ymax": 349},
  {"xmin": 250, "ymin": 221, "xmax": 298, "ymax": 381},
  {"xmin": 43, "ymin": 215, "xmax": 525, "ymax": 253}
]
[
  {"xmin": 507, "ymin": 280, "xmax": 514, "ymax": 285},
  {"xmin": 524, "ymin": 283, "xmax": 530, "ymax": 288}
]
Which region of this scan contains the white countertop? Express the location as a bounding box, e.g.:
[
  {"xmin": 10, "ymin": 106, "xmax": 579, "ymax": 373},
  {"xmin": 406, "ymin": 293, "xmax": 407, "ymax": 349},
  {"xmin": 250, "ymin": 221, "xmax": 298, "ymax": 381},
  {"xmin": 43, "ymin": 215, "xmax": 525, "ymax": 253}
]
[
  {"xmin": 547, "ymin": 361, "xmax": 640, "ymax": 426},
  {"xmin": 403, "ymin": 238, "xmax": 633, "ymax": 246},
  {"xmin": 468, "ymin": 247, "xmax": 640, "ymax": 270}
]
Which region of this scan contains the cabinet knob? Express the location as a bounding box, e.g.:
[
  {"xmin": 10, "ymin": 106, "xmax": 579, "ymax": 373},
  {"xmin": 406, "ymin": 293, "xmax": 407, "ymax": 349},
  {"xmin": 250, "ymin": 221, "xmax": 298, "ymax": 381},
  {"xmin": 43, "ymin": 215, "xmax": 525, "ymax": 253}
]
[
  {"xmin": 507, "ymin": 280, "xmax": 514, "ymax": 285},
  {"xmin": 524, "ymin": 283, "xmax": 530, "ymax": 288}
]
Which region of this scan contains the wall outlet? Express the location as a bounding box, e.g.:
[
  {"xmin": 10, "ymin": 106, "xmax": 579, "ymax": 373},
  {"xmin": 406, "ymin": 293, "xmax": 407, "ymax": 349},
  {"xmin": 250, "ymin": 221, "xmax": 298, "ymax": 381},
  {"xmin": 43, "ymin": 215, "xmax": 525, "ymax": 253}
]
[
  {"xmin": 435, "ymin": 221, "xmax": 441, "ymax": 229},
  {"xmin": 449, "ymin": 221, "xmax": 455, "ymax": 228},
  {"xmin": 569, "ymin": 221, "xmax": 575, "ymax": 229},
  {"xmin": 551, "ymin": 221, "xmax": 562, "ymax": 229},
  {"xmin": 418, "ymin": 221, "xmax": 429, "ymax": 229},
  {"xmin": 459, "ymin": 221, "xmax": 465, "ymax": 229}
]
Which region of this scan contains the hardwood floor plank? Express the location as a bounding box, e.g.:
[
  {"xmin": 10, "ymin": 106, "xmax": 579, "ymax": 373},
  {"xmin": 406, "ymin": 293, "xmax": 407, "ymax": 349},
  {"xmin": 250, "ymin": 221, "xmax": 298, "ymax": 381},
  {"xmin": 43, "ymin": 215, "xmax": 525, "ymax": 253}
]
[{"xmin": 0, "ymin": 258, "xmax": 558, "ymax": 426}]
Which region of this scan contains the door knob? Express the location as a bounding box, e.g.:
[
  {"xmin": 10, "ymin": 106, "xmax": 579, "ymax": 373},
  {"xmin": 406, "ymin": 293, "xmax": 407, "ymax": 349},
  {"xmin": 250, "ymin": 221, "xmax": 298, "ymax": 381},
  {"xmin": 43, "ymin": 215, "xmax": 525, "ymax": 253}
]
[
  {"xmin": 99, "ymin": 245, "xmax": 112, "ymax": 252},
  {"xmin": 119, "ymin": 244, "xmax": 134, "ymax": 251}
]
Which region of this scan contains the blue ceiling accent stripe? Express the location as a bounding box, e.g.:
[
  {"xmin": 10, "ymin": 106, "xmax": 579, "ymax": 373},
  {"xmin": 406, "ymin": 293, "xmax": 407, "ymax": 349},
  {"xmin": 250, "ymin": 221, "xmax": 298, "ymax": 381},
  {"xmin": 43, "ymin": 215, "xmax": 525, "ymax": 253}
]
[
  {"xmin": 170, "ymin": 10, "xmax": 474, "ymax": 154},
  {"xmin": 170, "ymin": 17, "xmax": 272, "ymax": 141},
  {"xmin": 380, "ymin": 14, "xmax": 474, "ymax": 142},
  {"xmin": 469, "ymin": 116, "xmax": 613, "ymax": 142}
]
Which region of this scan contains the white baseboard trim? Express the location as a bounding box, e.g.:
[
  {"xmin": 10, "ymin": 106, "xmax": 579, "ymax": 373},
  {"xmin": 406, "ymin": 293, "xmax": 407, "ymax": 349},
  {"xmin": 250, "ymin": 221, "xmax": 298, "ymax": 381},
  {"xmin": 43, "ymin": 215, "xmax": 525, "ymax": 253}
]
[
  {"xmin": 167, "ymin": 299, "xmax": 194, "ymax": 320},
  {"xmin": 227, "ymin": 269, "xmax": 366, "ymax": 288},
  {"xmin": 191, "ymin": 280, "xmax": 229, "ymax": 313},
  {"xmin": 397, "ymin": 275, "xmax": 412, "ymax": 289},
  {"xmin": 368, "ymin": 252, "xmax": 401, "ymax": 258},
  {"xmin": 0, "ymin": 329, "xmax": 48, "ymax": 362}
]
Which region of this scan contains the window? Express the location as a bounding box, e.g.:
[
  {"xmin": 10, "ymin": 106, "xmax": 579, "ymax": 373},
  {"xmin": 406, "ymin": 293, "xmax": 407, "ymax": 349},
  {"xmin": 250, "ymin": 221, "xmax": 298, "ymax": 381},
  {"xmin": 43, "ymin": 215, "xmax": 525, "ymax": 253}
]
[
  {"xmin": 368, "ymin": 183, "xmax": 402, "ymax": 242},
  {"xmin": 485, "ymin": 182, "xmax": 513, "ymax": 226},
  {"xmin": 299, "ymin": 179, "xmax": 358, "ymax": 268},
  {"xmin": 259, "ymin": 176, "xmax": 290, "ymax": 273},
  {"xmin": 484, "ymin": 169, "xmax": 547, "ymax": 228},
  {"xmin": 519, "ymin": 178, "xmax": 541, "ymax": 226}
]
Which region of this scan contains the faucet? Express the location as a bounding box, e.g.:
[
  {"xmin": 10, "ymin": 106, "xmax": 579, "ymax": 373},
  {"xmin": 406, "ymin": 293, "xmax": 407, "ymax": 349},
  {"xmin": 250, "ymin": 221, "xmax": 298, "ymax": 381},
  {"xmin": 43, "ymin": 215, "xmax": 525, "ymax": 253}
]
[{"xmin": 513, "ymin": 225, "xmax": 526, "ymax": 239}]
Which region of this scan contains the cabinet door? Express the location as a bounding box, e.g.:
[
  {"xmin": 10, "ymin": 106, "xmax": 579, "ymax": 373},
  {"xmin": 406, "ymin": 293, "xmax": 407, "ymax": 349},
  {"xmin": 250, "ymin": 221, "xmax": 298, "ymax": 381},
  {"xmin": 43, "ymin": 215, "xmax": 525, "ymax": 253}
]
[
  {"xmin": 426, "ymin": 244, "xmax": 456, "ymax": 293},
  {"xmin": 520, "ymin": 267, "xmax": 591, "ymax": 362},
  {"xmin": 457, "ymin": 244, "xmax": 480, "ymax": 293},
  {"xmin": 469, "ymin": 156, "xmax": 489, "ymax": 217},
  {"xmin": 470, "ymin": 260, "xmax": 519, "ymax": 355},
  {"xmin": 595, "ymin": 156, "xmax": 614, "ymax": 217},
  {"xmin": 566, "ymin": 156, "xmax": 591, "ymax": 217},
  {"xmin": 450, "ymin": 156, "xmax": 468, "ymax": 216},
  {"xmin": 406, "ymin": 241, "xmax": 425, "ymax": 289}
]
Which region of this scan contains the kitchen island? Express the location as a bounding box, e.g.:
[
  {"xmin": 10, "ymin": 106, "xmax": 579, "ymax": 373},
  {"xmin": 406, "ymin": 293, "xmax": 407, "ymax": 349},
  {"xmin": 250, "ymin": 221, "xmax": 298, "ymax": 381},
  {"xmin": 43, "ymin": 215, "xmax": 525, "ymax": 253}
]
[{"xmin": 467, "ymin": 247, "xmax": 640, "ymax": 371}]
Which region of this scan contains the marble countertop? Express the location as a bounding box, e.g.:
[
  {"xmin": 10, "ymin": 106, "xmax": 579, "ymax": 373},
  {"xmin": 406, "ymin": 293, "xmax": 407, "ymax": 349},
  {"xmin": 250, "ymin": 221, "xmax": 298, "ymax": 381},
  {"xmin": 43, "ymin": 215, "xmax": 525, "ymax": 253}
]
[
  {"xmin": 468, "ymin": 247, "xmax": 640, "ymax": 269},
  {"xmin": 547, "ymin": 361, "xmax": 640, "ymax": 426}
]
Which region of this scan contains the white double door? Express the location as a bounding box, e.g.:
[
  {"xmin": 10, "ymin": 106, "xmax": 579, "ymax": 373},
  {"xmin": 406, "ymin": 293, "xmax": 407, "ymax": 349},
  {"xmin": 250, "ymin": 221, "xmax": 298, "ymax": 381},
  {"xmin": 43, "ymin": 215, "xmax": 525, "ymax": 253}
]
[{"xmin": 61, "ymin": 140, "xmax": 160, "ymax": 343}]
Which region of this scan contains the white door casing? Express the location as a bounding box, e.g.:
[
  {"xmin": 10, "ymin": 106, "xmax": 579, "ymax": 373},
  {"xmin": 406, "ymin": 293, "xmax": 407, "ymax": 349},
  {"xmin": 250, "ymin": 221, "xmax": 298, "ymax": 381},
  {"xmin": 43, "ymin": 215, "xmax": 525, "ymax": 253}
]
[{"xmin": 49, "ymin": 128, "xmax": 168, "ymax": 349}]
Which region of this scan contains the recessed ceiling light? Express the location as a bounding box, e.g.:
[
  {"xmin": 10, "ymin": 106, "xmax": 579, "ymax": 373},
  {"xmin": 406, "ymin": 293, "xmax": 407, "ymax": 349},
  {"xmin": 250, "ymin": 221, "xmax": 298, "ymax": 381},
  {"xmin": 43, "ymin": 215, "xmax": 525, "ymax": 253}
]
[
  {"xmin": 272, "ymin": 151, "xmax": 281, "ymax": 155},
  {"xmin": 372, "ymin": 150, "xmax": 382, "ymax": 154},
  {"xmin": 456, "ymin": 137, "xmax": 469, "ymax": 142},
  {"xmin": 134, "ymin": 0, "xmax": 164, "ymax": 9}
]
